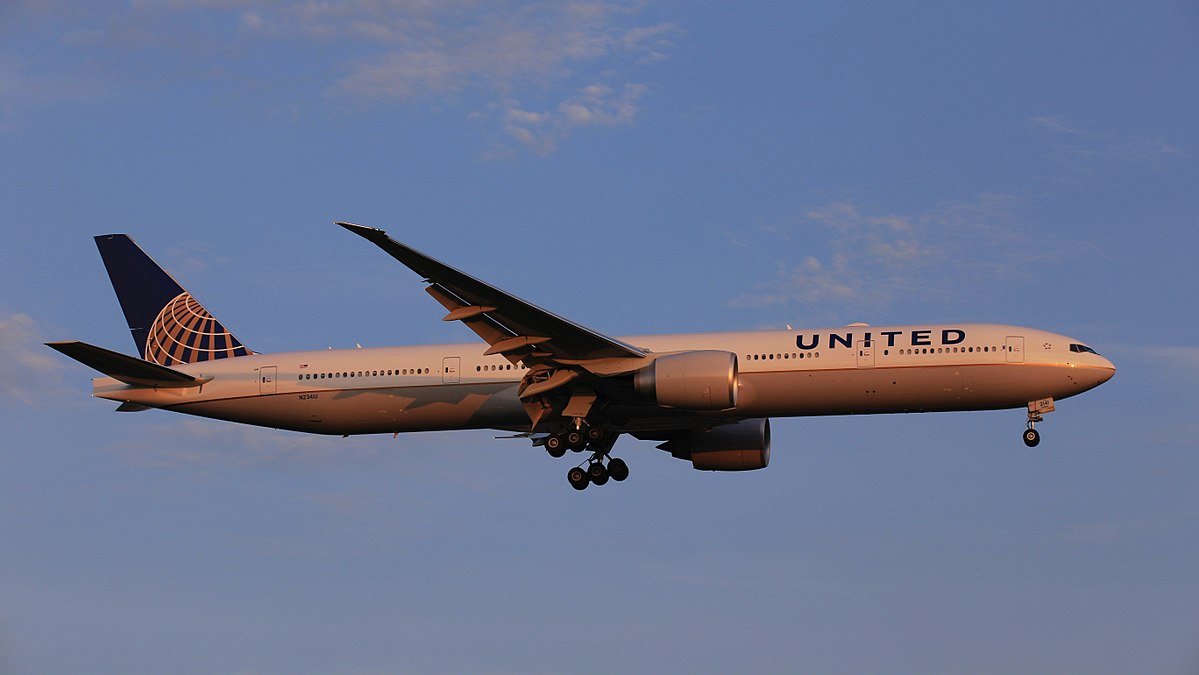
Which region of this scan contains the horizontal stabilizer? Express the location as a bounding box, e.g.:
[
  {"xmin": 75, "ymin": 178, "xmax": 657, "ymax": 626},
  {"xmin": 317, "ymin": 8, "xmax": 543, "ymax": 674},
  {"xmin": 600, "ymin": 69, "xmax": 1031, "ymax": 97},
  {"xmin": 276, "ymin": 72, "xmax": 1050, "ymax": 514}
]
[{"xmin": 45, "ymin": 341, "xmax": 208, "ymax": 389}]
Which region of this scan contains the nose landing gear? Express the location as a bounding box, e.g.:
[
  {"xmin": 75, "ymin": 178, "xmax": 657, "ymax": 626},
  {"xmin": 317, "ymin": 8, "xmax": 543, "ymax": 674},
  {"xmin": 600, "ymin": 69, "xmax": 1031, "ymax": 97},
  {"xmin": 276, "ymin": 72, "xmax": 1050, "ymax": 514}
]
[
  {"xmin": 1022, "ymin": 397, "xmax": 1054, "ymax": 447},
  {"xmin": 1023, "ymin": 426, "xmax": 1040, "ymax": 447}
]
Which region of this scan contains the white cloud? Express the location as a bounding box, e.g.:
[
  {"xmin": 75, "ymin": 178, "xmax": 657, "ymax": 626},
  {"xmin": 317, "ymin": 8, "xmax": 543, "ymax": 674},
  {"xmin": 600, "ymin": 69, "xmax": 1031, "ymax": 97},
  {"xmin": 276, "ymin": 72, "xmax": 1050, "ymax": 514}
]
[
  {"xmin": 0, "ymin": 313, "xmax": 67, "ymax": 405},
  {"xmin": 729, "ymin": 193, "xmax": 1042, "ymax": 316},
  {"xmin": 497, "ymin": 82, "xmax": 647, "ymax": 154},
  {"xmin": 17, "ymin": 1, "xmax": 675, "ymax": 152}
]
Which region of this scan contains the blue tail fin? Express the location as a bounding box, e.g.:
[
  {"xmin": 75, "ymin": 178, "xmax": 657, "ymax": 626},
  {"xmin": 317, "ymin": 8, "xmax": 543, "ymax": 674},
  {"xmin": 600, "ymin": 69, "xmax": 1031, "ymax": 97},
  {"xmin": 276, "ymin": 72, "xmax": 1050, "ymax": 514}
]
[{"xmin": 94, "ymin": 234, "xmax": 252, "ymax": 366}]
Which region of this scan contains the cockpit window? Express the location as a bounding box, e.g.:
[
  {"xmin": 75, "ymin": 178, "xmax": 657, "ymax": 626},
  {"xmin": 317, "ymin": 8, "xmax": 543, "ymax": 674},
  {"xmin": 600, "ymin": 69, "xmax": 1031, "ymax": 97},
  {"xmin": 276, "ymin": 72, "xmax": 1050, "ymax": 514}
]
[{"xmin": 1070, "ymin": 343, "xmax": 1100, "ymax": 355}]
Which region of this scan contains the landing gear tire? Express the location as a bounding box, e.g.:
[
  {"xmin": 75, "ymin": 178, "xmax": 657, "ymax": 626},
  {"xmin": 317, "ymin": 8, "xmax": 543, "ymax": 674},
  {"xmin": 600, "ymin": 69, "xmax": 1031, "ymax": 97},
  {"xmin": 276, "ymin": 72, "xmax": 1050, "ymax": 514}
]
[
  {"xmin": 586, "ymin": 426, "xmax": 604, "ymax": 442},
  {"xmin": 607, "ymin": 457, "xmax": 629, "ymax": 482},
  {"xmin": 566, "ymin": 430, "xmax": 585, "ymax": 448},
  {"xmin": 1023, "ymin": 428, "xmax": 1041, "ymax": 447},
  {"xmin": 545, "ymin": 435, "xmax": 566, "ymax": 458},
  {"xmin": 588, "ymin": 462, "xmax": 610, "ymax": 486},
  {"xmin": 567, "ymin": 466, "xmax": 589, "ymax": 490}
]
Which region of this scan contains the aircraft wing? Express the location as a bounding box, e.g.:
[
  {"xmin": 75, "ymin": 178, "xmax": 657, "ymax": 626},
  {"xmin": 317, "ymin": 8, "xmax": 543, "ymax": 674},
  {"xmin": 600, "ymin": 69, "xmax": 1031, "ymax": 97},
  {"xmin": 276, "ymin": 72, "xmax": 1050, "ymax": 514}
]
[{"xmin": 338, "ymin": 222, "xmax": 647, "ymax": 364}]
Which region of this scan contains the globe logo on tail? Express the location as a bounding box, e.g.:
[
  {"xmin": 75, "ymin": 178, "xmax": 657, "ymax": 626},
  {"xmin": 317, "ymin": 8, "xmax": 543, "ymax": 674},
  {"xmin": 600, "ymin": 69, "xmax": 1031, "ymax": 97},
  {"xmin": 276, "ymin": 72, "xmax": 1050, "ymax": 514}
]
[{"xmin": 144, "ymin": 292, "xmax": 250, "ymax": 366}]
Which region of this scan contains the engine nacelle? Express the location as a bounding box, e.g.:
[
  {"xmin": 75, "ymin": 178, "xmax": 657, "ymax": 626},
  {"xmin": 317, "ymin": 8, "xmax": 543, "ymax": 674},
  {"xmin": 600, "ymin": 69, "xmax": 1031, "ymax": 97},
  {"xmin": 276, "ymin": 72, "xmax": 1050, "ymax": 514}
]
[
  {"xmin": 633, "ymin": 350, "xmax": 738, "ymax": 410},
  {"xmin": 659, "ymin": 418, "xmax": 771, "ymax": 471}
]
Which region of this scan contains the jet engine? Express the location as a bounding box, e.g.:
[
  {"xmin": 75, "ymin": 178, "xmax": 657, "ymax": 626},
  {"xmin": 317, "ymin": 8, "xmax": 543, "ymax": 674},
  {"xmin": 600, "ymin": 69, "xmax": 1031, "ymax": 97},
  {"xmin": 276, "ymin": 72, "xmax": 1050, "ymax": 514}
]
[
  {"xmin": 633, "ymin": 350, "xmax": 738, "ymax": 410},
  {"xmin": 658, "ymin": 418, "xmax": 771, "ymax": 471}
]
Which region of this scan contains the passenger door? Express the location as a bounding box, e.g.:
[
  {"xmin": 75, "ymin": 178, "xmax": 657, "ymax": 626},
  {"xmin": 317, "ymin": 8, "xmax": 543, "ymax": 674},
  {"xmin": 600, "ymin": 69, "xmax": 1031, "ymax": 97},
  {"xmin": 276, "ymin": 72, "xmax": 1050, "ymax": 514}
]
[
  {"xmin": 856, "ymin": 340, "xmax": 875, "ymax": 368},
  {"xmin": 442, "ymin": 357, "xmax": 460, "ymax": 384},
  {"xmin": 1005, "ymin": 336, "xmax": 1025, "ymax": 363}
]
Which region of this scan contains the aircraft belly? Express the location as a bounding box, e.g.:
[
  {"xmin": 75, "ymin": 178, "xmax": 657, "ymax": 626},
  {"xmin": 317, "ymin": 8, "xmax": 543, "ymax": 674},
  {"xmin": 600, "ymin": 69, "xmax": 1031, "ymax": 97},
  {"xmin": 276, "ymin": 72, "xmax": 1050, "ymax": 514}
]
[
  {"xmin": 737, "ymin": 364, "xmax": 1078, "ymax": 416},
  {"xmin": 170, "ymin": 382, "xmax": 527, "ymax": 435}
]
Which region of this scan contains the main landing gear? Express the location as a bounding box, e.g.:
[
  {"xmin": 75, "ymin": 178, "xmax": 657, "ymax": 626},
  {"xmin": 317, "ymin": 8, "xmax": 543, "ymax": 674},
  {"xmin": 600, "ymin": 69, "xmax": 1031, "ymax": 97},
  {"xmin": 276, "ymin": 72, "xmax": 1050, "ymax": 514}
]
[
  {"xmin": 542, "ymin": 423, "xmax": 627, "ymax": 490},
  {"xmin": 567, "ymin": 455, "xmax": 629, "ymax": 491},
  {"xmin": 543, "ymin": 425, "xmax": 602, "ymax": 458}
]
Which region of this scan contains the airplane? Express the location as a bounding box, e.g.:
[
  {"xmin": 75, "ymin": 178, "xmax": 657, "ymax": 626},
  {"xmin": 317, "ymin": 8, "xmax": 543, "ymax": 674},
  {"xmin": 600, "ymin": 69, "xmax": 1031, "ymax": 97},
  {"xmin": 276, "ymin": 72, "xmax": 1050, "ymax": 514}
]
[{"xmin": 48, "ymin": 223, "xmax": 1116, "ymax": 490}]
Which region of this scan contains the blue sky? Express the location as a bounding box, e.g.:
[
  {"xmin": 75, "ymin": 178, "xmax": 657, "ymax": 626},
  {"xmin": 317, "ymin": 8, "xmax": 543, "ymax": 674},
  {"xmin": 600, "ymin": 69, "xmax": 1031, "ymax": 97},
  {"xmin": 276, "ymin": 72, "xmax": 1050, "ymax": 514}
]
[{"xmin": 2, "ymin": 1, "xmax": 1197, "ymax": 672}]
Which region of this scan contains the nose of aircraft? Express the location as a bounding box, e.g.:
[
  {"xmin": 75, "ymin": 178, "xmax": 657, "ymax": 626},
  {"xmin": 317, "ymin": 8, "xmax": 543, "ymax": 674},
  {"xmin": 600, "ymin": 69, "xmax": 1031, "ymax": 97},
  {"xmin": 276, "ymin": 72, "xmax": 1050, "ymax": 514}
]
[{"xmin": 1096, "ymin": 356, "xmax": 1117, "ymax": 384}]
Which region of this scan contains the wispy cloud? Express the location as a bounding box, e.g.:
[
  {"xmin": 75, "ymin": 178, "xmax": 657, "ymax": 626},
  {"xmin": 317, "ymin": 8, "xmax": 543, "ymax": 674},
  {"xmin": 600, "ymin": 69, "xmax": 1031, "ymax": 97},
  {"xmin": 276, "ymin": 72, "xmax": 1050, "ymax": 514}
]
[
  {"xmin": 1105, "ymin": 343, "xmax": 1199, "ymax": 383},
  {"xmin": 21, "ymin": 1, "xmax": 677, "ymax": 152},
  {"xmin": 306, "ymin": 2, "xmax": 673, "ymax": 154},
  {"xmin": 110, "ymin": 418, "xmax": 365, "ymax": 471},
  {"xmin": 0, "ymin": 57, "xmax": 108, "ymax": 132},
  {"xmin": 490, "ymin": 82, "xmax": 648, "ymax": 155},
  {"xmin": 108, "ymin": 416, "xmax": 508, "ymax": 483},
  {"xmin": 1140, "ymin": 346, "xmax": 1199, "ymax": 373},
  {"xmin": 729, "ymin": 193, "xmax": 1046, "ymax": 318},
  {"xmin": 1028, "ymin": 115, "xmax": 1184, "ymax": 171},
  {"xmin": 0, "ymin": 313, "xmax": 68, "ymax": 405},
  {"xmin": 1061, "ymin": 511, "xmax": 1195, "ymax": 545}
]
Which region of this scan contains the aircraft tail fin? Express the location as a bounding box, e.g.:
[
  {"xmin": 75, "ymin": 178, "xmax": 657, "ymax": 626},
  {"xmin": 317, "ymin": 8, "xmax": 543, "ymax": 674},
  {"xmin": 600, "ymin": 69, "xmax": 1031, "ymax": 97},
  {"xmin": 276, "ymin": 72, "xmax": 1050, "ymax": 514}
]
[
  {"xmin": 45, "ymin": 341, "xmax": 209, "ymax": 389},
  {"xmin": 94, "ymin": 234, "xmax": 251, "ymax": 366}
]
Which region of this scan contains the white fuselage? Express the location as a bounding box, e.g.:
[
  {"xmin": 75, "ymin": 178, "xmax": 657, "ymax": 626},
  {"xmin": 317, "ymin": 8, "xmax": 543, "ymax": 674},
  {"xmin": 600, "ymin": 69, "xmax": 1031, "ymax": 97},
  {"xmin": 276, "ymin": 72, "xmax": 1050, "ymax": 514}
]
[{"xmin": 92, "ymin": 323, "xmax": 1116, "ymax": 436}]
